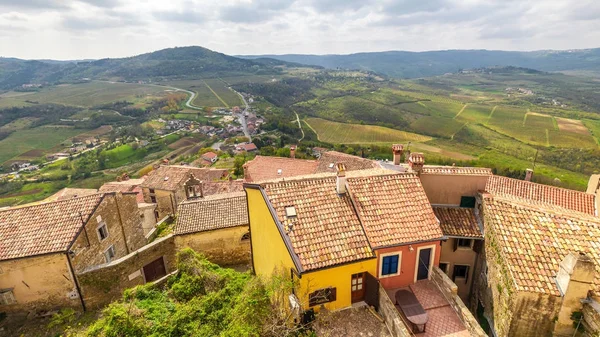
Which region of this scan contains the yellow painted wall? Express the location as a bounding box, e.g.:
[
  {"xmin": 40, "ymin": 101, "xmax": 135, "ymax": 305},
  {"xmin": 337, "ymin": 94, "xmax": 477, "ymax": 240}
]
[
  {"xmin": 246, "ymin": 187, "xmax": 378, "ymax": 311},
  {"xmin": 298, "ymin": 259, "xmax": 377, "ymax": 311},
  {"xmin": 0, "ymin": 254, "xmax": 80, "ymax": 313},
  {"xmin": 174, "ymin": 226, "xmax": 250, "ymax": 265},
  {"xmin": 246, "ymin": 188, "xmax": 296, "ymax": 277}
]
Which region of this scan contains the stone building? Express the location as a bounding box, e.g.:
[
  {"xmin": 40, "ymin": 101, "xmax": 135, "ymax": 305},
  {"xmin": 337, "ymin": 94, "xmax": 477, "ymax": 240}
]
[
  {"xmin": 174, "ymin": 192, "xmax": 250, "ymax": 266},
  {"xmin": 473, "ymin": 176, "xmax": 600, "ymax": 337},
  {"xmin": 140, "ymin": 165, "xmax": 229, "ymax": 219},
  {"xmin": 0, "ymin": 192, "xmax": 144, "ymax": 314}
]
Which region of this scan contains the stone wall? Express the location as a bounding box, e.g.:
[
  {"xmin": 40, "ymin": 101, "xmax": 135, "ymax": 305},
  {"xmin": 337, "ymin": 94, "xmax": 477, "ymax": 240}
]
[
  {"xmin": 116, "ymin": 192, "xmax": 146, "ymax": 251},
  {"xmin": 377, "ymin": 283, "xmax": 411, "ymax": 337},
  {"xmin": 582, "ymin": 300, "xmax": 600, "ymax": 335},
  {"xmin": 430, "ymin": 266, "xmax": 487, "ymax": 337},
  {"xmin": 77, "ymin": 235, "xmax": 176, "ymax": 310},
  {"xmin": 0, "ymin": 254, "xmax": 80, "ymax": 314},
  {"xmin": 174, "ymin": 226, "xmax": 250, "ymax": 266},
  {"xmin": 510, "ymin": 292, "xmax": 561, "ymax": 337},
  {"xmin": 143, "ymin": 188, "xmax": 176, "ymax": 220}
]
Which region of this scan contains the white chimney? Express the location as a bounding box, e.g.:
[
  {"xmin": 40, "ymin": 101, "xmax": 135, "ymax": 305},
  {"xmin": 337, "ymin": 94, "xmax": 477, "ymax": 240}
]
[
  {"xmin": 525, "ymin": 168, "xmax": 533, "ymax": 182},
  {"xmin": 336, "ymin": 163, "xmax": 347, "ymax": 194}
]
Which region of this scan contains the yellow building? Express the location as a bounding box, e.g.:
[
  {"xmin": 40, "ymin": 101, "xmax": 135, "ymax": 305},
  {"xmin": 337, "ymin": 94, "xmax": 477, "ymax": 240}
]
[
  {"xmin": 174, "ymin": 192, "xmax": 251, "ymax": 266},
  {"xmin": 245, "ymin": 171, "xmax": 379, "ymax": 311}
]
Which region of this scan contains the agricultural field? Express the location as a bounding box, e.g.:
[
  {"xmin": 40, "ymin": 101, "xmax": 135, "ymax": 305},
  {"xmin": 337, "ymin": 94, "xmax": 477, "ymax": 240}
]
[
  {"xmin": 410, "ymin": 116, "xmax": 464, "ymax": 138},
  {"xmin": 0, "ymin": 82, "xmax": 167, "ymax": 107},
  {"xmin": 164, "ymin": 80, "xmax": 223, "ymax": 107},
  {"xmin": 0, "ymin": 126, "xmax": 90, "ymax": 165},
  {"xmin": 0, "ymin": 117, "xmax": 38, "ymax": 133},
  {"xmin": 203, "ymin": 79, "xmax": 243, "ymax": 107},
  {"xmin": 456, "ymin": 104, "xmax": 494, "ymax": 124},
  {"xmin": 305, "ymin": 117, "xmax": 431, "ymax": 144}
]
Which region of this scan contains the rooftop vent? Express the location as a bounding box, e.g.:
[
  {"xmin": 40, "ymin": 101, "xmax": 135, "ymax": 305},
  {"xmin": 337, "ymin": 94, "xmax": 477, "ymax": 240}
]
[
  {"xmin": 277, "ymin": 169, "xmax": 283, "ymax": 175},
  {"xmin": 164, "ymin": 177, "xmax": 169, "ymax": 181},
  {"xmin": 285, "ymin": 206, "xmax": 297, "ymax": 218}
]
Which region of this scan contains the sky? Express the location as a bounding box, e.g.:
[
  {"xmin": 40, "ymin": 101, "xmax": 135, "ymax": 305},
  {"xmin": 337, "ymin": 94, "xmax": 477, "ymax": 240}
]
[{"xmin": 0, "ymin": 0, "xmax": 599, "ymax": 60}]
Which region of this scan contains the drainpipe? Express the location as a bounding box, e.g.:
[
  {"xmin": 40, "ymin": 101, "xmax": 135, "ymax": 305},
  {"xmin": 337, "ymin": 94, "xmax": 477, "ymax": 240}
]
[{"xmin": 65, "ymin": 252, "xmax": 86, "ymax": 312}]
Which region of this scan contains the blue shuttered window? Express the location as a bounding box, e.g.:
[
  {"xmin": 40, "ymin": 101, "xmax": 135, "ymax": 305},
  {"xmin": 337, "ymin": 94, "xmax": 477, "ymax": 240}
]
[{"xmin": 381, "ymin": 255, "xmax": 399, "ymax": 276}]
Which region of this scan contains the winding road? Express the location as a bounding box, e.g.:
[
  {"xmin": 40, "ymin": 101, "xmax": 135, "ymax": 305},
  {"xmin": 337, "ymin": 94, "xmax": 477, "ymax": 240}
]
[{"xmin": 230, "ymin": 87, "xmax": 252, "ymax": 141}]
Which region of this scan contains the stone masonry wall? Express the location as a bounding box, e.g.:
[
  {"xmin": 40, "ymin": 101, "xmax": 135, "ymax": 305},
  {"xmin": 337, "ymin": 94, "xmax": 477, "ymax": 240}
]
[
  {"xmin": 174, "ymin": 226, "xmax": 250, "ymax": 266},
  {"xmin": 377, "ymin": 283, "xmax": 411, "ymax": 337},
  {"xmin": 77, "ymin": 235, "xmax": 176, "ymax": 310},
  {"xmin": 115, "ymin": 193, "xmax": 146, "ymax": 251},
  {"xmin": 509, "ymin": 292, "xmax": 561, "ymax": 337},
  {"xmin": 430, "ymin": 266, "xmax": 487, "ymax": 337}
]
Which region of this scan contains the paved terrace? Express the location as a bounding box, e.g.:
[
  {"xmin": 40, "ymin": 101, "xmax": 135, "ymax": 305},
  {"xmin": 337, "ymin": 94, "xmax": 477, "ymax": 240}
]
[{"xmin": 385, "ymin": 280, "xmax": 469, "ymax": 337}]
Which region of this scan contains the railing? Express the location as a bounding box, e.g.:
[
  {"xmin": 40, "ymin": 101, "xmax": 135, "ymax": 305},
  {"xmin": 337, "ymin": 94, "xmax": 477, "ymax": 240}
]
[{"xmin": 430, "ymin": 266, "xmax": 487, "ymax": 337}]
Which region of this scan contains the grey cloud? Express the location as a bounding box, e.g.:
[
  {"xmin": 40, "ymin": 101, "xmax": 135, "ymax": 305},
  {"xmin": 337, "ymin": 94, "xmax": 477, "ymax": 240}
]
[
  {"xmin": 305, "ymin": 0, "xmax": 366, "ymax": 13},
  {"xmin": 76, "ymin": 0, "xmax": 121, "ymax": 8},
  {"xmin": 218, "ymin": 0, "xmax": 295, "ymax": 23},
  {"xmin": 62, "ymin": 9, "xmax": 143, "ymax": 30},
  {"xmin": 153, "ymin": 11, "xmax": 205, "ymax": 24},
  {"xmin": 0, "ymin": 0, "xmax": 67, "ymax": 9}
]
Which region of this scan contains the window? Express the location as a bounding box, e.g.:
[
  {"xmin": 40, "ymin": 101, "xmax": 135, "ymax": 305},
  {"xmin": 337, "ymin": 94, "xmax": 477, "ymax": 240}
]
[
  {"xmin": 457, "ymin": 238, "xmax": 472, "ymax": 249},
  {"xmin": 97, "ymin": 222, "xmax": 109, "ymax": 241},
  {"xmin": 460, "ymin": 196, "xmax": 476, "ymax": 208},
  {"xmin": 308, "ymin": 287, "xmax": 336, "ymax": 307},
  {"xmin": 453, "ymin": 265, "xmax": 470, "ymax": 282},
  {"xmin": 0, "ymin": 289, "xmax": 16, "ymax": 305},
  {"xmin": 150, "ymin": 195, "xmax": 157, "ymax": 203},
  {"xmin": 149, "ymin": 189, "xmax": 155, "ymax": 194},
  {"xmin": 439, "ymin": 262, "xmax": 449, "ymax": 275},
  {"xmin": 241, "ymin": 232, "xmax": 250, "ymax": 241},
  {"xmin": 104, "ymin": 245, "xmax": 116, "ymax": 263},
  {"xmin": 380, "ymin": 254, "xmax": 400, "ymax": 277},
  {"xmin": 351, "ymin": 273, "xmax": 363, "ymax": 292}
]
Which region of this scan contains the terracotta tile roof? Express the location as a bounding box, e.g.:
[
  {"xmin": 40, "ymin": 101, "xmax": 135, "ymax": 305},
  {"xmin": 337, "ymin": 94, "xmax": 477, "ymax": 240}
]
[
  {"xmin": 141, "ymin": 165, "xmax": 228, "ymax": 191},
  {"xmin": 202, "ymin": 180, "xmax": 244, "ymax": 196},
  {"xmin": 100, "ymin": 178, "xmax": 146, "ymax": 203},
  {"xmin": 202, "ymin": 152, "xmax": 218, "ymax": 160},
  {"xmin": 236, "ymin": 143, "xmax": 257, "ymax": 151},
  {"xmin": 0, "ymin": 194, "xmax": 106, "ymax": 261},
  {"xmin": 421, "ymin": 166, "xmax": 493, "ymax": 176},
  {"xmin": 175, "ymin": 192, "xmax": 248, "ymax": 235},
  {"xmin": 346, "ymin": 174, "xmax": 444, "ymax": 248},
  {"xmin": 432, "ymin": 207, "xmax": 482, "ymax": 238},
  {"xmin": 485, "ymin": 175, "xmax": 595, "ymax": 215},
  {"xmin": 243, "ymin": 156, "xmax": 319, "ymax": 182},
  {"xmin": 46, "ymin": 188, "xmax": 98, "ymax": 202},
  {"xmin": 262, "ymin": 177, "xmax": 374, "ymax": 271},
  {"xmin": 482, "ymin": 195, "xmax": 600, "ymax": 296},
  {"xmin": 316, "ymin": 151, "xmax": 379, "ymax": 173}
]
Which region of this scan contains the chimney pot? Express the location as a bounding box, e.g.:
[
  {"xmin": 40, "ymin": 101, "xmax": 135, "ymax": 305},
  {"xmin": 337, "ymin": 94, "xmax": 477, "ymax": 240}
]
[
  {"xmin": 336, "ymin": 163, "xmax": 347, "ymax": 194},
  {"xmin": 290, "ymin": 145, "xmax": 297, "ymax": 159},
  {"xmin": 392, "ymin": 144, "xmax": 404, "ymax": 165},
  {"xmin": 408, "ymin": 153, "xmax": 424, "ymax": 175},
  {"xmin": 525, "ymin": 168, "xmax": 533, "ymax": 182}
]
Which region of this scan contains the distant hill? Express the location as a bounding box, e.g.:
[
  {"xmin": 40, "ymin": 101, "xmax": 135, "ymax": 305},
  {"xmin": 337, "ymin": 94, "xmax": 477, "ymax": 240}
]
[
  {"xmin": 0, "ymin": 46, "xmax": 308, "ymax": 90},
  {"xmin": 238, "ymin": 48, "xmax": 600, "ymax": 78}
]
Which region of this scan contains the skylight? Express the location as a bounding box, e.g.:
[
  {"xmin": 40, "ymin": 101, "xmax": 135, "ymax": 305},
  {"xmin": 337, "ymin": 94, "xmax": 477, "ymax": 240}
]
[
  {"xmin": 285, "ymin": 206, "xmax": 297, "ymax": 217},
  {"xmin": 328, "ymin": 163, "xmax": 335, "ymax": 168}
]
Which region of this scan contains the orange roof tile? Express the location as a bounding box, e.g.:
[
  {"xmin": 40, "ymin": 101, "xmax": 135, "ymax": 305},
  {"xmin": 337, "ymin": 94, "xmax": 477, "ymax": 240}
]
[
  {"xmin": 316, "ymin": 151, "xmax": 379, "ymax": 173},
  {"xmin": 421, "ymin": 166, "xmax": 493, "ymax": 176},
  {"xmin": 175, "ymin": 192, "xmax": 248, "ymax": 235},
  {"xmin": 433, "ymin": 206, "xmax": 483, "ymax": 238},
  {"xmin": 482, "ymin": 195, "xmax": 600, "ymax": 296},
  {"xmin": 243, "ymin": 156, "xmax": 319, "ymax": 182},
  {"xmin": 141, "ymin": 165, "xmax": 228, "ymax": 191},
  {"xmin": 485, "ymin": 175, "xmax": 595, "ymax": 215},
  {"xmin": 0, "ymin": 194, "xmax": 105, "ymax": 261},
  {"xmin": 346, "ymin": 174, "xmax": 444, "ymax": 248},
  {"xmin": 262, "ymin": 177, "xmax": 375, "ymax": 271}
]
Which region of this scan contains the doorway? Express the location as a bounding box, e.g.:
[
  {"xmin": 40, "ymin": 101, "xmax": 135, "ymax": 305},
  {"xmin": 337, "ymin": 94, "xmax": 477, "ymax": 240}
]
[
  {"xmin": 416, "ymin": 248, "xmax": 432, "ymax": 281},
  {"xmin": 143, "ymin": 257, "xmax": 167, "ymax": 282},
  {"xmin": 351, "ymin": 272, "xmax": 365, "ymax": 303}
]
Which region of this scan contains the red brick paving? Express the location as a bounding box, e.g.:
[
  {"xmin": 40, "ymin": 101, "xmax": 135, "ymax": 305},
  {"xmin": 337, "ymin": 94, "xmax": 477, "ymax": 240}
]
[{"xmin": 385, "ymin": 280, "xmax": 468, "ymax": 337}]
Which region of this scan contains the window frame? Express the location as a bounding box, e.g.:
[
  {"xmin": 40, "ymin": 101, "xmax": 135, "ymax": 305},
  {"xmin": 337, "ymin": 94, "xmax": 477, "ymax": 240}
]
[
  {"xmin": 453, "ymin": 264, "xmax": 470, "ymax": 282},
  {"xmin": 457, "ymin": 238, "xmax": 473, "ymax": 249},
  {"xmin": 438, "ymin": 262, "xmax": 450, "ymax": 275},
  {"xmin": 104, "ymin": 245, "xmax": 116, "ymax": 263},
  {"xmin": 0, "ymin": 288, "xmax": 16, "ymax": 305},
  {"xmin": 379, "ymin": 252, "xmax": 401, "ymax": 278},
  {"xmin": 96, "ymin": 221, "xmax": 109, "ymax": 241},
  {"xmin": 241, "ymin": 232, "xmax": 251, "ymax": 241}
]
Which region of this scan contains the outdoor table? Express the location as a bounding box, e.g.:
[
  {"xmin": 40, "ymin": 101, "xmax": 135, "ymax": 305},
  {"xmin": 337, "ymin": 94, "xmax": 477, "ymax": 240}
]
[{"xmin": 395, "ymin": 289, "xmax": 428, "ymax": 333}]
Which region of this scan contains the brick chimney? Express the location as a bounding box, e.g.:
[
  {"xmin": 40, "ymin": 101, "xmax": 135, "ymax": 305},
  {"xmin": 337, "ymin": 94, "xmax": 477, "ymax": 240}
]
[
  {"xmin": 336, "ymin": 163, "xmax": 347, "ymax": 195},
  {"xmin": 525, "ymin": 168, "xmax": 533, "ymax": 182},
  {"xmin": 554, "ymin": 252, "xmax": 595, "ymax": 335},
  {"xmin": 392, "ymin": 144, "xmax": 404, "ymax": 165},
  {"xmin": 290, "ymin": 145, "xmax": 297, "ymax": 159},
  {"xmin": 408, "ymin": 153, "xmax": 424, "ymax": 174}
]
